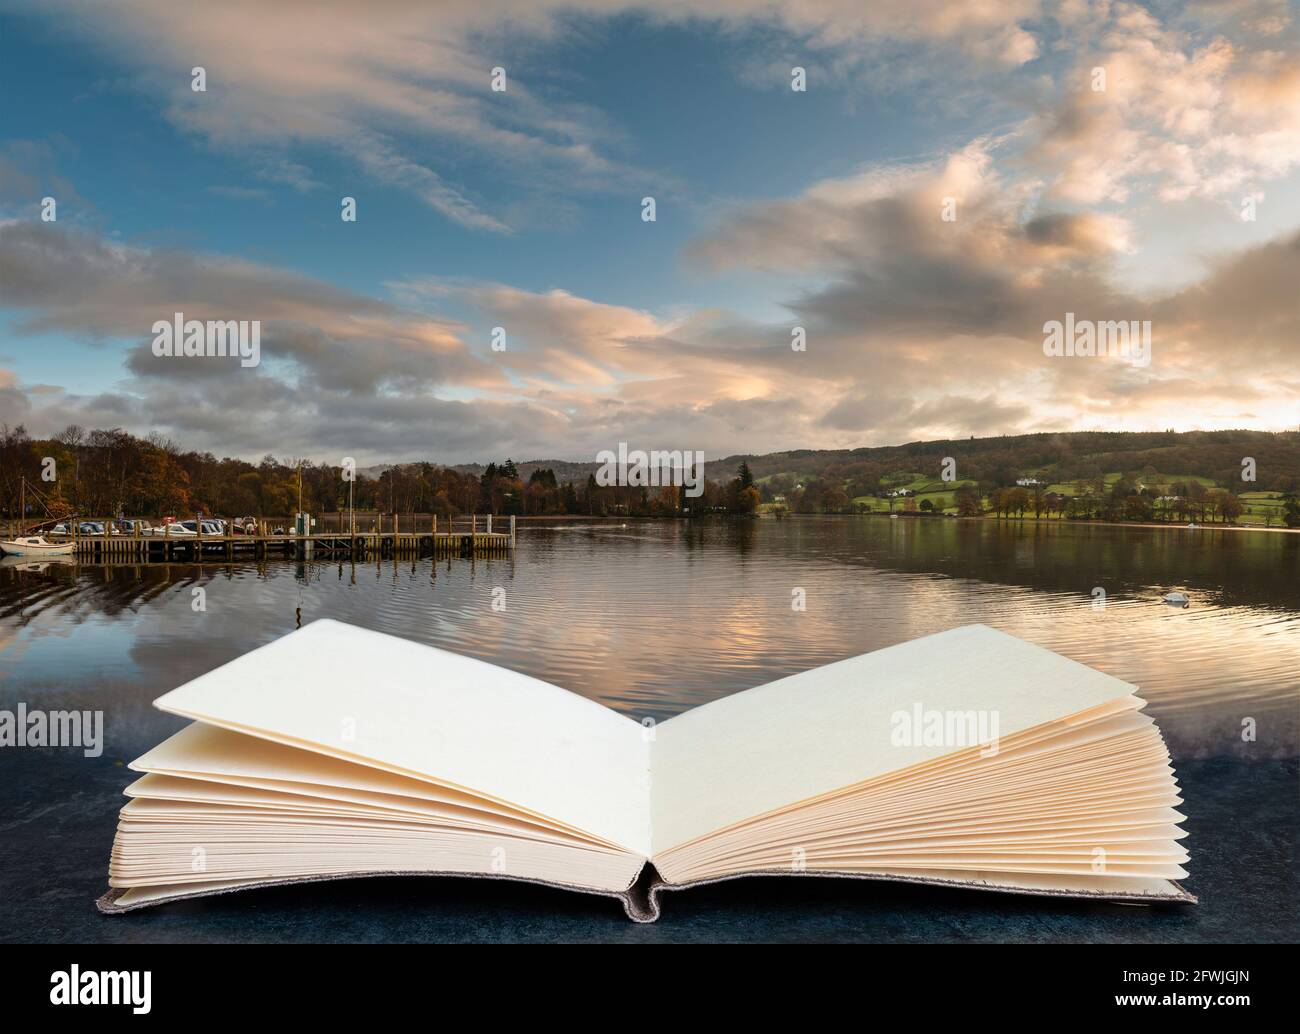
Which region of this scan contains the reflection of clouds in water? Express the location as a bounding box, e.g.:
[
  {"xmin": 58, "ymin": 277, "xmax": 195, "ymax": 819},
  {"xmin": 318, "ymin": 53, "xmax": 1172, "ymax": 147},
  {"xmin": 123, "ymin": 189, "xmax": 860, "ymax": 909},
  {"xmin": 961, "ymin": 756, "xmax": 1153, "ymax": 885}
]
[
  {"xmin": 0, "ymin": 519, "xmax": 1295, "ymax": 760},
  {"xmin": 973, "ymin": 600, "xmax": 1297, "ymax": 760},
  {"xmin": 533, "ymin": 525, "xmax": 631, "ymax": 532},
  {"xmin": 0, "ymin": 623, "xmax": 25, "ymax": 670}
]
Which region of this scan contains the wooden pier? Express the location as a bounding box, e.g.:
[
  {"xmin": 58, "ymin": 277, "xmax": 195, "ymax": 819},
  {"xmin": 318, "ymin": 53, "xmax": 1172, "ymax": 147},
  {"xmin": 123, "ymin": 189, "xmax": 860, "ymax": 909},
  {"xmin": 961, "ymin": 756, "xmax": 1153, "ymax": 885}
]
[{"xmin": 35, "ymin": 515, "xmax": 514, "ymax": 562}]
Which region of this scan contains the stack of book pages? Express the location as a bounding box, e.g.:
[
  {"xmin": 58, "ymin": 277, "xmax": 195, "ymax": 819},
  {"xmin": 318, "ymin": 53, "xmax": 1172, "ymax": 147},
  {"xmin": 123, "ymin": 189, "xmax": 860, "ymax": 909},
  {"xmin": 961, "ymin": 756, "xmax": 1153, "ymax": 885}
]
[{"xmin": 99, "ymin": 621, "xmax": 1193, "ymax": 921}]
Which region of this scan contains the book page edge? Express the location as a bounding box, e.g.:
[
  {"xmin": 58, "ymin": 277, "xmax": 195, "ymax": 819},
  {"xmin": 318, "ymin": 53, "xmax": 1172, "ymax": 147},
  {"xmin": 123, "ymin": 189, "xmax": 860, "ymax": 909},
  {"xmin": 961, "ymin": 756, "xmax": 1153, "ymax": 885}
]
[{"xmin": 96, "ymin": 865, "xmax": 1195, "ymax": 925}]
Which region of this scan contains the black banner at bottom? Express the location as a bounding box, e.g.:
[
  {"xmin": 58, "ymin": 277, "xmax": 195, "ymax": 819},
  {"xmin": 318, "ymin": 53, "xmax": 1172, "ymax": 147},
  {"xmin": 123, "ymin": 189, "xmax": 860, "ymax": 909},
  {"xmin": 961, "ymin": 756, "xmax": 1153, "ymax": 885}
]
[{"xmin": 0, "ymin": 942, "xmax": 1285, "ymax": 1021}]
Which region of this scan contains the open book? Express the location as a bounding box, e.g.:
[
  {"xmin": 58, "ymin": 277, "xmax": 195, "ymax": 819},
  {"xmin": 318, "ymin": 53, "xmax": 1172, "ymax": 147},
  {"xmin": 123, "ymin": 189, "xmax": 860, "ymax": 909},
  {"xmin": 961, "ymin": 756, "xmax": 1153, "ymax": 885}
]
[{"xmin": 98, "ymin": 620, "xmax": 1193, "ymax": 921}]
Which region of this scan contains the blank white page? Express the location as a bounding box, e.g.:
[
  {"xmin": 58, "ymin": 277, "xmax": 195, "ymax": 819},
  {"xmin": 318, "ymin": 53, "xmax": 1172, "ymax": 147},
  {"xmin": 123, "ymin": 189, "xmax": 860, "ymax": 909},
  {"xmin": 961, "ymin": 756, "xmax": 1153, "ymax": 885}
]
[
  {"xmin": 650, "ymin": 625, "xmax": 1138, "ymax": 855},
  {"xmin": 151, "ymin": 619, "xmax": 651, "ymax": 855}
]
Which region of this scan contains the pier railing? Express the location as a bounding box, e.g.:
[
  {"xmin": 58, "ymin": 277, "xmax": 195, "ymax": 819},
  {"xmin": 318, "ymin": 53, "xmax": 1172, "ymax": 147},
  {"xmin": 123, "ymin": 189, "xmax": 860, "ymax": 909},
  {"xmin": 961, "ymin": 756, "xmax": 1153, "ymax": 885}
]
[{"xmin": 4, "ymin": 514, "xmax": 516, "ymax": 560}]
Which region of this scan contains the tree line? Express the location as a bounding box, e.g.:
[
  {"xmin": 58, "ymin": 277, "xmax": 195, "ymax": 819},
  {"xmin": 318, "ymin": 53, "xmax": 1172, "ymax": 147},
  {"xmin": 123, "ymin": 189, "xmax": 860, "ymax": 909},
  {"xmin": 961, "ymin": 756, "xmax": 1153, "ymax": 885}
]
[
  {"xmin": 2, "ymin": 423, "xmax": 1295, "ymax": 526},
  {"xmin": 0, "ymin": 425, "xmax": 762, "ymax": 522},
  {"xmin": 764, "ymin": 471, "xmax": 1298, "ymax": 526}
]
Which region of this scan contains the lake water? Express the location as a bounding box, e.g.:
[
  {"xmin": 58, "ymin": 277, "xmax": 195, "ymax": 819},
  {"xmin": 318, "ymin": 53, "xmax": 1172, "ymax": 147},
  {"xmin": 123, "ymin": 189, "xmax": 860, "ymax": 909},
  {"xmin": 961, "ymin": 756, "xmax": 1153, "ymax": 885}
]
[{"xmin": 1, "ymin": 517, "xmax": 1296, "ymax": 760}]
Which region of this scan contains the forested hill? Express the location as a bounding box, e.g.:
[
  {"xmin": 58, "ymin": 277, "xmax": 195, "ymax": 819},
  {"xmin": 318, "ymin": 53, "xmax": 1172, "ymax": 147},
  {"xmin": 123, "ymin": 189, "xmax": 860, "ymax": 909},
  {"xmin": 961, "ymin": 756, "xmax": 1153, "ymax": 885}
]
[
  {"xmin": 461, "ymin": 430, "xmax": 1300, "ymax": 493},
  {"xmin": 710, "ymin": 430, "xmax": 1300, "ymax": 490}
]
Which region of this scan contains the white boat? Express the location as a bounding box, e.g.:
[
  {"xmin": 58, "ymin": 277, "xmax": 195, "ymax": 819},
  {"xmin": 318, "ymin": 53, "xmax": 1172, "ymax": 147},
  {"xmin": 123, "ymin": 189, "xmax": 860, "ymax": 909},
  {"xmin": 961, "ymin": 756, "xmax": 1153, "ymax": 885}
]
[
  {"xmin": 0, "ymin": 535, "xmax": 76, "ymax": 557},
  {"xmin": 4, "ymin": 478, "xmax": 76, "ymax": 557},
  {"xmin": 148, "ymin": 523, "xmax": 198, "ymax": 538}
]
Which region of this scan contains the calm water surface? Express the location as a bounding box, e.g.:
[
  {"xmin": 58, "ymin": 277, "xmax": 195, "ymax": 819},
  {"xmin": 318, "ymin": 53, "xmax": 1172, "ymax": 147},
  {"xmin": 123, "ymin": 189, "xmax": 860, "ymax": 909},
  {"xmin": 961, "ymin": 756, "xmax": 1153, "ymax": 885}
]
[{"xmin": 1, "ymin": 517, "xmax": 1296, "ymax": 760}]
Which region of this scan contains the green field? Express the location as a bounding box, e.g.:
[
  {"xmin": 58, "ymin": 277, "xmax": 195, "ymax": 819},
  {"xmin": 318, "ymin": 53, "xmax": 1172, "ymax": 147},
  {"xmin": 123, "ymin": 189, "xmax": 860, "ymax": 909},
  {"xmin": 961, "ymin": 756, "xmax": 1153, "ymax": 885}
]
[
  {"xmin": 1041, "ymin": 472, "xmax": 1217, "ymax": 496},
  {"xmin": 1237, "ymin": 491, "xmax": 1289, "ymax": 526},
  {"xmin": 852, "ymin": 474, "xmax": 978, "ymax": 515},
  {"xmin": 796, "ymin": 468, "xmax": 1291, "ymax": 523}
]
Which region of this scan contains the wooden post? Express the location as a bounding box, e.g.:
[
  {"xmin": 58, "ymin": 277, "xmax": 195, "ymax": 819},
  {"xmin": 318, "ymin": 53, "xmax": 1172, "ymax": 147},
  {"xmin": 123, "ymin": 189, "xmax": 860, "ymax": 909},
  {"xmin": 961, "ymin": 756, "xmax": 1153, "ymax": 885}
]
[
  {"xmin": 487, "ymin": 514, "xmax": 492, "ymax": 535},
  {"xmin": 472, "ymin": 514, "xmax": 477, "ymax": 536},
  {"xmin": 510, "ymin": 514, "xmax": 516, "ymax": 548}
]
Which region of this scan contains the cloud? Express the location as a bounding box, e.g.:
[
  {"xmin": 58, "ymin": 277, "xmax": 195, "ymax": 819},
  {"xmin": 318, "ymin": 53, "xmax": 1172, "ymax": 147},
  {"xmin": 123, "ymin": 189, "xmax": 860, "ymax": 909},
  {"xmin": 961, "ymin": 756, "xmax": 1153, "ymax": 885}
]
[
  {"xmin": 1027, "ymin": 1, "xmax": 1300, "ymax": 203},
  {"xmin": 16, "ymin": 0, "xmax": 1046, "ymax": 231},
  {"xmin": 819, "ymin": 390, "xmax": 1031, "ymax": 439},
  {"xmin": 1152, "ymin": 229, "xmax": 1300, "ymax": 374},
  {"xmin": 4, "ymin": 173, "xmax": 1298, "ymax": 463},
  {"xmin": 346, "ymin": 135, "xmax": 511, "ymax": 234},
  {"xmin": 400, "ymin": 281, "xmax": 672, "ymax": 388},
  {"xmin": 688, "ymin": 140, "xmax": 1132, "ymax": 344},
  {"xmin": 0, "ymin": 138, "xmax": 85, "ymax": 213},
  {"xmin": 13, "ymin": 1, "xmax": 1298, "ymax": 233},
  {"xmin": 0, "ymin": 220, "xmax": 500, "ymax": 394},
  {"xmin": 685, "ymin": 136, "xmax": 1300, "ymax": 439}
]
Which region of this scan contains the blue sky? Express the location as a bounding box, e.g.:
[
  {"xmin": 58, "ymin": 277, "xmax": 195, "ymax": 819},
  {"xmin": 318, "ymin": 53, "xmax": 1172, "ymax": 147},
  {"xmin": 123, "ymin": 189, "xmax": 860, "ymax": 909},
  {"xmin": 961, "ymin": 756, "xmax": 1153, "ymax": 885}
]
[{"xmin": 1, "ymin": 1, "xmax": 1298, "ymax": 462}]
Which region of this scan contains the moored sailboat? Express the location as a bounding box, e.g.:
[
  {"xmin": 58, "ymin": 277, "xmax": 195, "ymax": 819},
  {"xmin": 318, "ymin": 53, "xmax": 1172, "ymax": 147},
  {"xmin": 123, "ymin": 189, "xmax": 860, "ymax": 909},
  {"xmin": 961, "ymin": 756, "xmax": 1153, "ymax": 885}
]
[
  {"xmin": 0, "ymin": 535, "xmax": 75, "ymax": 557},
  {"xmin": 1, "ymin": 476, "xmax": 77, "ymax": 556}
]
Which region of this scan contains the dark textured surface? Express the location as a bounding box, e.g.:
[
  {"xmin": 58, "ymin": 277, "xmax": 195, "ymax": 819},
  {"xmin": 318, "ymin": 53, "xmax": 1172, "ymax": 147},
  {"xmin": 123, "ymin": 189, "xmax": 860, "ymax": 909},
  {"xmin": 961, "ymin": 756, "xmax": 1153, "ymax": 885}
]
[{"xmin": 1, "ymin": 752, "xmax": 1295, "ymax": 943}]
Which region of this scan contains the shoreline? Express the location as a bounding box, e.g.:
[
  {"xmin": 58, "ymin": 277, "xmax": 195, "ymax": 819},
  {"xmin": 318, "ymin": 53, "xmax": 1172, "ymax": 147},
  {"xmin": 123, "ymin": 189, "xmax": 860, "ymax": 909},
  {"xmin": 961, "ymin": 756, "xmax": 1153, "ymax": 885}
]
[
  {"xmin": 936, "ymin": 515, "xmax": 1299, "ymax": 535},
  {"xmin": 516, "ymin": 512, "xmax": 1300, "ymax": 534}
]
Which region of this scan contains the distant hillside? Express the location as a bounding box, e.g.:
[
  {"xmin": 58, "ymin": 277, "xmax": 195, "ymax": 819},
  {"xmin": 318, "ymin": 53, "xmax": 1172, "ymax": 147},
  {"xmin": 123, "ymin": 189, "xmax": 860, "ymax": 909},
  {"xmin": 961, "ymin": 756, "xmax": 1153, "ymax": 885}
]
[
  {"xmin": 449, "ymin": 458, "xmax": 605, "ymax": 485},
  {"xmin": 441, "ymin": 430, "xmax": 1300, "ymax": 493},
  {"xmin": 709, "ymin": 430, "xmax": 1300, "ymax": 487},
  {"xmin": 363, "ymin": 459, "xmax": 600, "ymax": 483}
]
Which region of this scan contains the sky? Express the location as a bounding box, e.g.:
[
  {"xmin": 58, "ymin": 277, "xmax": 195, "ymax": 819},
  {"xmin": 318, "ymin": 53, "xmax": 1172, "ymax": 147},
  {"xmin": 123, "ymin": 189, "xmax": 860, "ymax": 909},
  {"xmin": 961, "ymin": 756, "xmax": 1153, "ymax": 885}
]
[{"xmin": 0, "ymin": 0, "xmax": 1298, "ymax": 464}]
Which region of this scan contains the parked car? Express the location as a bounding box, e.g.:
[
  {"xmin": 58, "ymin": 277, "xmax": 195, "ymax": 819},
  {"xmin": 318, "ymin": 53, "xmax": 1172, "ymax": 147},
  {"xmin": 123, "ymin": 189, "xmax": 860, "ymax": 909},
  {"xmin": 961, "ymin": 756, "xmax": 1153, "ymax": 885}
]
[{"xmin": 47, "ymin": 521, "xmax": 108, "ymax": 536}]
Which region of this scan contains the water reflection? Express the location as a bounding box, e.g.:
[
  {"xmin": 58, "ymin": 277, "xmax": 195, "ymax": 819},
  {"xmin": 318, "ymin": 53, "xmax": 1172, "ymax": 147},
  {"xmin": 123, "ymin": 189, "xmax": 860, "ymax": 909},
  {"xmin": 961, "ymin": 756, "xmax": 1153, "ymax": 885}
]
[{"xmin": 1, "ymin": 517, "xmax": 1295, "ymax": 761}]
